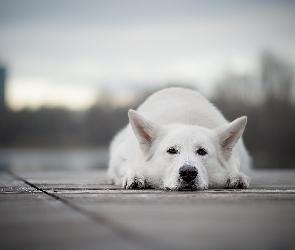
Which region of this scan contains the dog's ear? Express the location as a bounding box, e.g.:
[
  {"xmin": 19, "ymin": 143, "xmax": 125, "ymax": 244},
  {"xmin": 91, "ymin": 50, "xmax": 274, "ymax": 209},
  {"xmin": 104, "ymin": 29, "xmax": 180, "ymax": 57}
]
[
  {"xmin": 216, "ymin": 116, "xmax": 247, "ymax": 160},
  {"xmin": 128, "ymin": 109, "xmax": 161, "ymax": 154}
]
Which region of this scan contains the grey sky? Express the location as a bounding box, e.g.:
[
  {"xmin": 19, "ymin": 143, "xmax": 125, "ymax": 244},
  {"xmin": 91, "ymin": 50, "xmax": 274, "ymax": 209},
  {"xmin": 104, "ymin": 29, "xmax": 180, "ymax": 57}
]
[{"xmin": 0, "ymin": 0, "xmax": 294, "ymax": 109}]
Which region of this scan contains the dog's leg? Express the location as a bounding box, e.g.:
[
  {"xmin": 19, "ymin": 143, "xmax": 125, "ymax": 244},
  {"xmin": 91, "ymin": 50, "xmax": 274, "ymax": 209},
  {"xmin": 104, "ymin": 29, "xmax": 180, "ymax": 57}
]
[
  {"xmin": 225, "ymin": 172, "xmax": 250, "ymax": 189},
  {"xmin": 224, "ymin": 154, "xmax": 251, "ymax": 189},
  {"xmin": 123, "ymin": 171, "xmax": 147, "ymax": 189}
]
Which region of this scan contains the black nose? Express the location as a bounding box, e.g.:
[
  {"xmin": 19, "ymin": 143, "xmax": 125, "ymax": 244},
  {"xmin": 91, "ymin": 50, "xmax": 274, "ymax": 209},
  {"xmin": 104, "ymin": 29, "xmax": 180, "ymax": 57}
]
[{"xmin": 179, "ymin": 165, "xmax": 198, "ymax": 182}]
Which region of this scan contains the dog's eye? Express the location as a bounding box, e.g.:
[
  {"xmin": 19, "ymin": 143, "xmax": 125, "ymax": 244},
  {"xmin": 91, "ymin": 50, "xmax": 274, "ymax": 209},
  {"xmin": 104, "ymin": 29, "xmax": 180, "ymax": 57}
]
[
  {"xmin": 196, "ymin": 148, "xmax": 207, "ymax": 156},
  {"xmin": 167, "ymin": 147, "xmax": 179, "ymax": 155}
]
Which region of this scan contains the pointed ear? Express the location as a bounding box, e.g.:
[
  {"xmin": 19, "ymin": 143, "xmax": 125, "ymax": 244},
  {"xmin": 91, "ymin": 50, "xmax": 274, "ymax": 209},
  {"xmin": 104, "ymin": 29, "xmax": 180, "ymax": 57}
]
[
  {"xmin": 128, "ymin": 109, "xmax": 161, "ymax": 154},
  {"xmin": 216, "ymin": 116, "xmax": 247, "ymax": 160}
]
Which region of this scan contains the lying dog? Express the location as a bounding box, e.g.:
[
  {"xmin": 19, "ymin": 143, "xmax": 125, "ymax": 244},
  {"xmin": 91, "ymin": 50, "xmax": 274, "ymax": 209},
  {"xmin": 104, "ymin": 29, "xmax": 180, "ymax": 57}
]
[{"xmin": 108, "ymin": 87, "xmax": 250, "ymax": 190}]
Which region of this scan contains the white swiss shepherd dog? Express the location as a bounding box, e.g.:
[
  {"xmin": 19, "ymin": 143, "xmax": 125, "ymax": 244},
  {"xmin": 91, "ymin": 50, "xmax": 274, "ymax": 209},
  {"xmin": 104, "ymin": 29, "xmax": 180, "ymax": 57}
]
[{"xmin": 108, "ymin": 87, "xmax": 251, "ymax": 190}]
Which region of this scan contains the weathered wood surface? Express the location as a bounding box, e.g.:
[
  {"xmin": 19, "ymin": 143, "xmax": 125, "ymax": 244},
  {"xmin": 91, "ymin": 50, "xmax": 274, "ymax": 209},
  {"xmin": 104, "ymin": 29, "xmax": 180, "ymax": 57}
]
[{"xmin": 1, "ymin": 169, "xmax": 295, "ymax": 250}]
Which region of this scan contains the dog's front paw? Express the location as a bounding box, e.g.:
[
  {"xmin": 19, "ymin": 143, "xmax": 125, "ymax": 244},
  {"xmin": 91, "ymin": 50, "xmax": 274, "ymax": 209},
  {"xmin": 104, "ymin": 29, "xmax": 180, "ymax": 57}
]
[
  {"xmin": 123, "ymin": 173, "xmax": 146, "ymax": 189},
  {"xmin": 225, "ymin": 172, "xmax": 250, "ymax": 189}
]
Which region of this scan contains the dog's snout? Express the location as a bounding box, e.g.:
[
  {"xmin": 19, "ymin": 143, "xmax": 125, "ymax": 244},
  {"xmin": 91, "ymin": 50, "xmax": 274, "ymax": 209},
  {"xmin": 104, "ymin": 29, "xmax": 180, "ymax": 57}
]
[{"xmin": 179, "ymin": 165, "xmax": 198, "ymax": 182}]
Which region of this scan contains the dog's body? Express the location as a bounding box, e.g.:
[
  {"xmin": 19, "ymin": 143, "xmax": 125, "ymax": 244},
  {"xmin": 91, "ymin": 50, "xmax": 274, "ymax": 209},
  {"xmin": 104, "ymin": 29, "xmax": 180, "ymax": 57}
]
[{"xmin": 108, "ymin": 87, "xmax": 250, "ymax": 190}]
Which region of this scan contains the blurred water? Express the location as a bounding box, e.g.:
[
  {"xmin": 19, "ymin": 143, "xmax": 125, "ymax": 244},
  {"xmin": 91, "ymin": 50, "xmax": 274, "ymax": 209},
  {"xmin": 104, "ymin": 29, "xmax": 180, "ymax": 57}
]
[{"xmin": 0, "ymin": 148, "xmax": 109, "ymax": 171}]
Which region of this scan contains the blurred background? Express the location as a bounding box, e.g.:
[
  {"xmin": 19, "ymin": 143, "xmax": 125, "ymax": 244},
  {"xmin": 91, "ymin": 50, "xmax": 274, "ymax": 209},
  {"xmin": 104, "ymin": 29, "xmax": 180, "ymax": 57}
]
[{"xmin": 0, "ymin": 0, "xmax": 295, "ymax": 170}]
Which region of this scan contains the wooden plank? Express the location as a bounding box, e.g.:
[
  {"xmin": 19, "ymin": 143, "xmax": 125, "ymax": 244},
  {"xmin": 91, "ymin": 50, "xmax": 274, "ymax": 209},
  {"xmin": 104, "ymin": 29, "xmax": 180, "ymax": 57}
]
[
  {"xmin": 0, "ymin": 172, "xmax": 151, "ymax": 250},
  {"xmin": 6, "ymin": 169, "xmax": 295, "ymax": 250}
]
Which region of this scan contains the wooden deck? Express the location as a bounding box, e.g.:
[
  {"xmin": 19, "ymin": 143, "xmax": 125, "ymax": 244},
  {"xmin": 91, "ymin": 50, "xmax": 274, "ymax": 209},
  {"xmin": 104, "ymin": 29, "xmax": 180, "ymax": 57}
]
[{"xmin": 1, "ymin": 169, "xmax": 295, "ymax": 250}]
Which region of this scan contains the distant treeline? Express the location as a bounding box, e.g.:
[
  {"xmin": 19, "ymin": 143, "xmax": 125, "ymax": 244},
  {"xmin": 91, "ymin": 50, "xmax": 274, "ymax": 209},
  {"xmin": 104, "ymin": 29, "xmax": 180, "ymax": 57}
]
[
  {"xmin": 212, "ymin": 52, "xmax": 295, "ymax": 168},
  {"xmin": 0, "ymin": 52, "xmax": 294, "ymax": 168},
  {"xmin": 0, "ymin": 105, "xmax": 131, "ymax": 148}
]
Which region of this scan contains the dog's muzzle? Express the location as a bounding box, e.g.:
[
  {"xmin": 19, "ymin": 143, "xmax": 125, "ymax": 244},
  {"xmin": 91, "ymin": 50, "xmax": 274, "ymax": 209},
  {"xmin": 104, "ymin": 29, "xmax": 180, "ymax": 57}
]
[{"xmin": 178, "ymin": 165, "xmax": 198, "ymax": 190}]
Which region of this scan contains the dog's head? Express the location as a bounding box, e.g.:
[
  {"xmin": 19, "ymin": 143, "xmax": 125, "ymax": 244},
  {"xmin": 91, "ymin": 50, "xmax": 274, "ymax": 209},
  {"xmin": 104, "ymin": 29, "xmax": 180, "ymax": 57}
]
[{"xmin": 128, "ymin": 110, "xmax": 247, "ymax": 190}]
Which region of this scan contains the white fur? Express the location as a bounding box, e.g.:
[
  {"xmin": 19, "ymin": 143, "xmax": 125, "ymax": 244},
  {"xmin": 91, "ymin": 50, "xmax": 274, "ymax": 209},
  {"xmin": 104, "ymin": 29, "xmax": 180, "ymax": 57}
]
[{"xmin": 108, "ymin": 87, "xmax": 251, "ymax": 190}]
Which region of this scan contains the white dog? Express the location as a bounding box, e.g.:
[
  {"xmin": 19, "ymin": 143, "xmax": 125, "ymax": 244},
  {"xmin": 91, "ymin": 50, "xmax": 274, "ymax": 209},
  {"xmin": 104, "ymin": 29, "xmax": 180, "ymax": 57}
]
[{"xmin": 108, "ymin": 87, "xmax": 250, "ymax": 190}]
